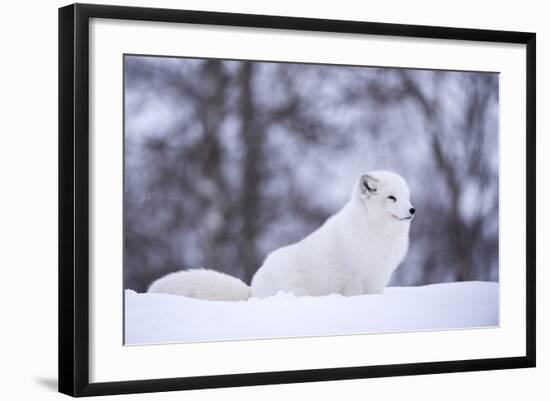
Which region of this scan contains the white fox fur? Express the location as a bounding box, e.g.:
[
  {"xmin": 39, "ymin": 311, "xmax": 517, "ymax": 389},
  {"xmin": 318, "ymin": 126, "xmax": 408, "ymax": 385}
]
[
  {"xmin": 147, "ymin": 171, "xmax": 414, "ymax": 300},
  {"xmin": 148, "ymin": 269, "xmax": 250, "ymax": 301}
]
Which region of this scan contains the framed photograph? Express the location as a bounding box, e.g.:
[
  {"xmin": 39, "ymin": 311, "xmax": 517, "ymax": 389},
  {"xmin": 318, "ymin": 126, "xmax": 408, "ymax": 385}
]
[{"xmin": 59, "ymin": 3, "xmax": 536, "ymax": 397}]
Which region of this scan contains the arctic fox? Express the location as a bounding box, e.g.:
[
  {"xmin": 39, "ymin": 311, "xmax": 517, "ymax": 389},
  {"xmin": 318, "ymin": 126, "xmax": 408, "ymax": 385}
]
[{"xmin": 147, "ymin": 171, "xmax": 414, "ymax": 301}]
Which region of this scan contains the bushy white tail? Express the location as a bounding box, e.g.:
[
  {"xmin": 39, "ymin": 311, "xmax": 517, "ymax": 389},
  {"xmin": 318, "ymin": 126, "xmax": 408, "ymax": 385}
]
[{"xmin": 147, "ymin": 269, "xmax": 250, "ymax": 301}]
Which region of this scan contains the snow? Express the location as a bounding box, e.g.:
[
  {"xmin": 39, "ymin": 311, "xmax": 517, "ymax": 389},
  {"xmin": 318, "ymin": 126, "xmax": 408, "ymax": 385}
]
[{"xmin": 124, "ymin": 281, "xmax": 498, "ymax": 345}]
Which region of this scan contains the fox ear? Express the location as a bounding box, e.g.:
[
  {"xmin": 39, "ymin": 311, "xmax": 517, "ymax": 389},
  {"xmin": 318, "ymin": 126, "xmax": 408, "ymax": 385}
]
[{"xmin": 360, "ymin": 174, "xmax": 378, "ymax": 195}]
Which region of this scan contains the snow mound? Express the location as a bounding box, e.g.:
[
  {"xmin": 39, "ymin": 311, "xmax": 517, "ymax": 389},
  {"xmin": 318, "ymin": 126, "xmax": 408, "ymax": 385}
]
[{"xmin": 124, "ymin": 281, "xmax": 498, "ymax": 345}]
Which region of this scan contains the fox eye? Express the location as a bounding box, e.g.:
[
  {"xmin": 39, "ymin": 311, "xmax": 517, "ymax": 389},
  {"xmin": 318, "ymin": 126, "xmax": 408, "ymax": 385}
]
[{"xmin": 387, "ymin": 195, "xmax": 396, "ymax": 202}]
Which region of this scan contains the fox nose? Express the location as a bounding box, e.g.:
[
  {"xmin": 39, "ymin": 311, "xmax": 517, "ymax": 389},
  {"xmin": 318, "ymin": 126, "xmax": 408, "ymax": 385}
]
[{"xmin": 409, "ymin": 208, "xmax": 416, "ymax": 215}]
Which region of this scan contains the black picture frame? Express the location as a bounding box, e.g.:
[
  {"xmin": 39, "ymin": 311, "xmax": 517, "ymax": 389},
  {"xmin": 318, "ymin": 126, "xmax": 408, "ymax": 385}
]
[{"xmin": 59, "ymin": 3, "xmax": 536, "ymax": 397}]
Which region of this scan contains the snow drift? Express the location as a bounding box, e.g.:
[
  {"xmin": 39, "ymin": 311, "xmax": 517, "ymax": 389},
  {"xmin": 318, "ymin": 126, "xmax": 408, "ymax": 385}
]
[{"xmin": 124, "ymin": 281, "xmax": 498, "ymax": 345}]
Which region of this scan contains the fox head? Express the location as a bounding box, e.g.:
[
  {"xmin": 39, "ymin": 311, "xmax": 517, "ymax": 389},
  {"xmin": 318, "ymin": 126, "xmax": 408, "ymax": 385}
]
[{"xmin": 355, "ymin": 171, "xmax": 415, "ymax": 230}]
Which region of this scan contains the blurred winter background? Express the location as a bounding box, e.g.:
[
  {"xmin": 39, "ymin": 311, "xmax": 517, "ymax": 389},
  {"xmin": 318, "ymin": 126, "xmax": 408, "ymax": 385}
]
[{"xmin": 124, "ymin": 55, "xmax": 499, "ymax": 293}]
